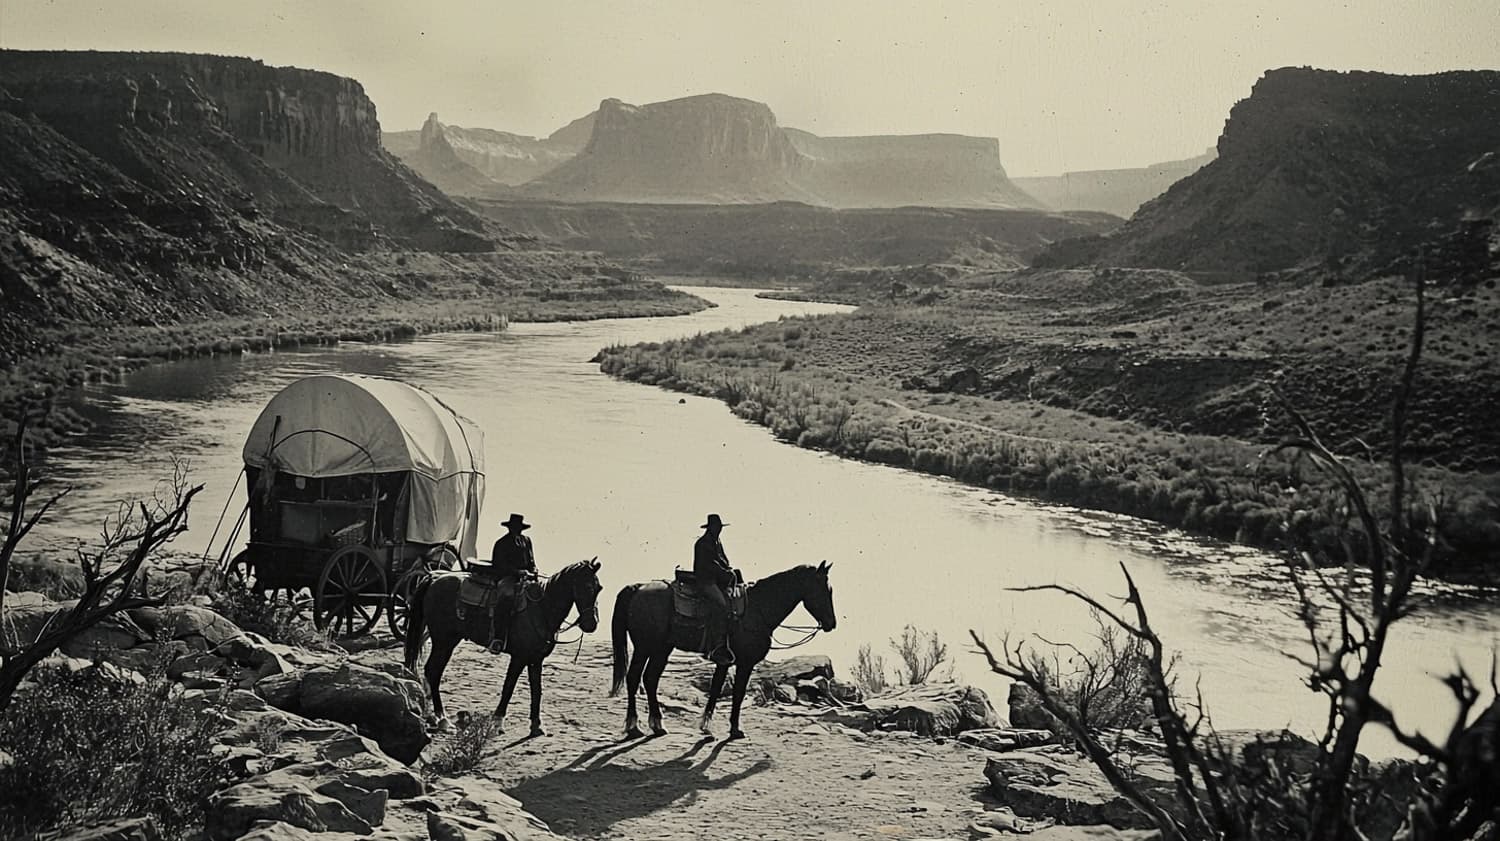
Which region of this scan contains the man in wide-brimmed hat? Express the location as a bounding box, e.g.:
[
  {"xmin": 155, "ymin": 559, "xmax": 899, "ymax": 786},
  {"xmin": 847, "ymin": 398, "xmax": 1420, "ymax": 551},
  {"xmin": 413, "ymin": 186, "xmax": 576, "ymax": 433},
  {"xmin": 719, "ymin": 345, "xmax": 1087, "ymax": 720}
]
[
  {"xmin": 693, "ymin": 513, "xmax": 737, "ymax": 664},
  {"xmin": 486, "ymin": 513, "xmax": 537, "ymax": 653}
]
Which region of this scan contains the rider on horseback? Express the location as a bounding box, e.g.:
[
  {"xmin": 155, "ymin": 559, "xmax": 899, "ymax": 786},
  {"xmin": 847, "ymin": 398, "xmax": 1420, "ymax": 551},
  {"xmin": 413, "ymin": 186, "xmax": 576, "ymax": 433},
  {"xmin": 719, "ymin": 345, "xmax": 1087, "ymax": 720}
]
[
  {"xmin": 694, "ymin": 513, "xmax": 737, "ymax": 665},
  {"xmin": 484, "ymin": 513, "xmax": 537, "ymax": 653}
]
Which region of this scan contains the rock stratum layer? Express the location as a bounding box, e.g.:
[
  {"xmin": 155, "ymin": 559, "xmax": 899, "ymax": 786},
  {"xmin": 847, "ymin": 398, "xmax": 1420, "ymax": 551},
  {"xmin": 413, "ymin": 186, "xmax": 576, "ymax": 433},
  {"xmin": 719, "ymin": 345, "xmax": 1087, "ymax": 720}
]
[
  {"xmin": 1039, "ymin": 68, "xmax": 1500, "ymax": 277},
  {"xmin": 1012, "ymin": 150, "xmax": 1214, "ymax": 219},
  {"xmin": 393, "ymin": 92, "xmax": 1043, "ymax": 209}
]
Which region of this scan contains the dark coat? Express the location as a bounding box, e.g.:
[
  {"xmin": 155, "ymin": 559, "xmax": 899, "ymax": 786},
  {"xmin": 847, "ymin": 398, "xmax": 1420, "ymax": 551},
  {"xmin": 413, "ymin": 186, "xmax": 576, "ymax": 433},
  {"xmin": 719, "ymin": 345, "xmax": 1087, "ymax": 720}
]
[
  {"xmin": 490, "ymin": 532, "xmax": 536, "ymax": 578},
  {"xmin": 693, "ymin": 532, "xmax": 735, "ymax": 589}
]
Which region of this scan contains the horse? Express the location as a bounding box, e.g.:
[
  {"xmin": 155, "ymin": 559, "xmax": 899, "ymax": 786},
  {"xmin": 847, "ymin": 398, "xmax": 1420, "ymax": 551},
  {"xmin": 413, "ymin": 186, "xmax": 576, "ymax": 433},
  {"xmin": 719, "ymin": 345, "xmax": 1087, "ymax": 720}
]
[
  {"xmin": 609, "ymin": 560, "xmax": 836, "ymax": 740},
  {"xmin": 404, "ymin": 558, "xmax": 603, "ymax": 737}
]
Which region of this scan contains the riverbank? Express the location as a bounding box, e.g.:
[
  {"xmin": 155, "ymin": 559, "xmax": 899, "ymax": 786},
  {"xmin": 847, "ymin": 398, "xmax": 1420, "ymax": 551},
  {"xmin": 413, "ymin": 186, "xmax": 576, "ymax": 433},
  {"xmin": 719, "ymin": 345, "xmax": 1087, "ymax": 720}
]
[
  {"xmin": 1, "ymin": 268, "xmax": 707, "ymax": 457},
  {"xmin": 595, "ymin": 305, "xmax": 1500, "ymax": 583}
]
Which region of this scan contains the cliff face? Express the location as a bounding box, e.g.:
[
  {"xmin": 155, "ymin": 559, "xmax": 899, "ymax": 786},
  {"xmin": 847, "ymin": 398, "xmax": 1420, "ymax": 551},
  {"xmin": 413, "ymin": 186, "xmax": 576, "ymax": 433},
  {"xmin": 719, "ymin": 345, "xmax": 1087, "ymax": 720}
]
[
  {"xmin": 0, "ymin": 50, "xmax": 520, "ymax": 363},
  {"xmin": 519, "ymin": 94, "xmax": 816, "ymax": 204},
  {"xmin": 786, "ymin": 130, "xmax": 1044, "ymax": 209},
  {"xmin": 1041, "ymin": 68, "xmax": 1500, "ymax": 275},
  {"xmin": 384, "ymin": 111, "xmax": 589, "ymax": 194},
  {"xmin": 0, "ymin": 50, "xmax": 495, "ymax": 253},
  {"xmin": 1012, "ymin": 150, "xmax": 1214, "ymax": 219},
  {"xmin": 511, "ymin": 93, "xmax": 1040, "ymax": 209}
]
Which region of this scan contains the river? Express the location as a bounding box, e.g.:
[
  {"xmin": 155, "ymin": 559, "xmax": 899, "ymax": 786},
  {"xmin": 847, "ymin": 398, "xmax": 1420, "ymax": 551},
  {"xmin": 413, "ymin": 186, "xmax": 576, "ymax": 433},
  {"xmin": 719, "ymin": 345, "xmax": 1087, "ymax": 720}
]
[{"xmin": 32, "ymin": 286, "xmax": 1500, "ymax": 756}]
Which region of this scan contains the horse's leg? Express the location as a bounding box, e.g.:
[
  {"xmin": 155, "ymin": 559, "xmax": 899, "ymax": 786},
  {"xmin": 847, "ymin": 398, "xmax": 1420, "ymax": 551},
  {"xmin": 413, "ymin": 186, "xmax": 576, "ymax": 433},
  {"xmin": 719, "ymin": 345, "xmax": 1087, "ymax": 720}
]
[
  {"xmin": 644, "ymin": 652, "xmax": 670, "ymax": 737},
  {"xmin": 527, "ymin": 660, "xmax": 545, "ymax": 737},
  {"xmin": 727, "ymin": 663, "xmax": 754, "ymax": 741},
  {"xmin": 493, "ymin": 656, "xmax": 524, "ymax": 733},
  {"xmin": 699, "ymin": 663, "xmax": 730, "ymax": 735},
  {"xmin": 624, "ymin": 647, "xmax": 648, "ymax": 738},
  {"xmin": 424, "ymin": 634, "xmax": 459, "ymax": 731}
]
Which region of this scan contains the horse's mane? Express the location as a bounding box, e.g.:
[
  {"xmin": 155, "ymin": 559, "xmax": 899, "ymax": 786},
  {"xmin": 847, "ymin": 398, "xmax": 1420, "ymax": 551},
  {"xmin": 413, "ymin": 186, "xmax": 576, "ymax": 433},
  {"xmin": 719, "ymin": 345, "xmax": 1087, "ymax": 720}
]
[
  {"xmin": 749, "ymin": 564, "xmax": 821, "ymax": 590},
  {"xmin": 552, "ymin": 559, "xmax": 597, "ymax": 579}
]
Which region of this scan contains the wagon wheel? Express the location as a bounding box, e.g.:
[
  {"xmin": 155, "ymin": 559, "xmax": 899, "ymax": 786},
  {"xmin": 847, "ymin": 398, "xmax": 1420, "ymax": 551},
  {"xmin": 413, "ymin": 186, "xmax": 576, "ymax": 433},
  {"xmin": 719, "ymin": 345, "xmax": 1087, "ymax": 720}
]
[
  {"xmin": 386, "ymin": 545, "xmax": 461, "ymax": 640},
  {"xmin": 315, "ymin": 545, "xmax": 387, "ymax": 637},
  {"xmin": 224, "ymin": 549, "xmax": 258, "ymax": 593}
]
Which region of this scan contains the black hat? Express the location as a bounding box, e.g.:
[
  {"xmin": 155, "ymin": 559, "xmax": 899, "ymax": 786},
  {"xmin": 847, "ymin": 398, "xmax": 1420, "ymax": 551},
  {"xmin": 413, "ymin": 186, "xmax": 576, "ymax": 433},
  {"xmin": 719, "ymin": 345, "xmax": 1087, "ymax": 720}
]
[
  {"xmin": 502, "ymin": 513, "xmax": 531, "ymax": 530},
  {"xmin": 700, "ymin": 514, "xmax": 728, "ymax": 529}
]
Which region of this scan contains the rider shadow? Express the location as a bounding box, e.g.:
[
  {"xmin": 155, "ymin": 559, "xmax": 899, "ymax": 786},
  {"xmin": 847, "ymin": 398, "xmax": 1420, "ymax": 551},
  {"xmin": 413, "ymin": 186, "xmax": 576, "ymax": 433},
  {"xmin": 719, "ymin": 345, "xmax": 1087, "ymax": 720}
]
[{"xmin": 509, "ymin": 738, "xmax": 771, "ymax": 837}]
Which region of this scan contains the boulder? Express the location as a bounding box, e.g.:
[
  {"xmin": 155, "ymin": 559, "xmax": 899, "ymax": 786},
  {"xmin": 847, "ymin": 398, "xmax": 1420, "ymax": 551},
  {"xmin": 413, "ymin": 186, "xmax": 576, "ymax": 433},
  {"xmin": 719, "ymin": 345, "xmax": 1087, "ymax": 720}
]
[
  {"xmin": 130, "ymin": 605, "xmax": 243, "ymax": 647},
  {"xmin": 255, "ymin": 670, "xmax": 305, "ymax": 709},
  {"xmin": 296, "ymin": 662, "xmax": 430, "ymax": 764},
  {"xmin": 756, "ymin": 654, "xmax": 834, "ymax": 685},
  {"xmin": 35, "ymin": 818, "xmax": 162, "ymax": 841},
  {"xmin": 206, "ymin": 777, "xmax": 374, "ymax": 838},
  {"xmin": 426, "ymin": 780, "xmax": 562, "ymax": 840},
  {"xmin": 216, "ymin": 632, "xmax": 294, "ymax": 680},
  {"xmin": 983, "ymin": 752, "xmax": 1176, "ymax": 829},
  {"xmin": 256, "ymin": 764, "xmax": 389, "ymax": 827},
  {"xmin": 834, "ymin": 682, "xmax": 1003, "ymax": 737},
  {"xmin": 1009, "ymin": 682, "xmax": 1065, "ymax": 732},
  {"xmin": 958, "ymin": 727, "xmax": 1056, "ymax": 752},
  {"xmin": 60, "ymin": 611, "xmax": 152, "ymax": 657}
]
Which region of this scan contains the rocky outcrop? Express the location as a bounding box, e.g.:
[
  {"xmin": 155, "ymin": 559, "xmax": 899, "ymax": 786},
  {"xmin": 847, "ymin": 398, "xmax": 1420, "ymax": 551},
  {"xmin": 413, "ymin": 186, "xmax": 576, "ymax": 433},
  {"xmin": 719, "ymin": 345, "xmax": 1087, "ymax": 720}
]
[
  {"xmin": 823, "ymin": 682, "xmax": 1004, "ymax": 736},
  {"xmin": 1013, "ymin": 150, "xmax": 1214, "ymax": 218},
  {"xmin": 1038, "ymin": 68, "xmax": 1500, "ymax": 277},
  {"xmin": 254, "ymin": 661, "xmax": 430, "ymax": 763},
  {"xmin": 510, "ymin": 92, "xmax": 1043, "ymax": 209},
  {"xmin": 984, "ymin": 751, "xmax": 1178, "ymax": 829},
  {"xmin": 787, "ymin": 129, "xmax": 1044, "ymax": 209},
  {"xmin": 520, "ymin": 94, "xmax": 815, "ymax": 204},
  {"xmin": 0, "ymin": 49, "xmax": 529, "ymax": 365},
  {"xmin": 385, "ymin": 112, "xmax": 588, "ymax": 195}
]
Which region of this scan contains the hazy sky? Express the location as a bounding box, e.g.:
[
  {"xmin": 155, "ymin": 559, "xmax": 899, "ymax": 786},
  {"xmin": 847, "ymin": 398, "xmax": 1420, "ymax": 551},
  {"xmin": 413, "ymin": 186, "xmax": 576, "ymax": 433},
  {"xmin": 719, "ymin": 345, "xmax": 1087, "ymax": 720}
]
[{"xmin": 3, "ymin": 1, "xmax": 1497, "ymax": 175}]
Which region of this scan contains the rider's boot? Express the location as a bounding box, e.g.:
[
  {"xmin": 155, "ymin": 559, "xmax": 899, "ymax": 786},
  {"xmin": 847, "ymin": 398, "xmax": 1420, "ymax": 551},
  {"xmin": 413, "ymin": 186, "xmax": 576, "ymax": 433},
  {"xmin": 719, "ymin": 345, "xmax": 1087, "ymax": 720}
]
[{"xmin": 488, "ymin": 607, "xmax": 510, "ymax": 655}]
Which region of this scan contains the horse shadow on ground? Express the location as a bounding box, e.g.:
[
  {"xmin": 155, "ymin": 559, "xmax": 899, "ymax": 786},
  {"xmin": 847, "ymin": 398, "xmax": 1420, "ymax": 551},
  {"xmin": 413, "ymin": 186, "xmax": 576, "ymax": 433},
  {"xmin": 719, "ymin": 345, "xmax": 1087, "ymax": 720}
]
[{"xmin": 507, "ymin": 737, "xmax": 772, "ymax": 837}]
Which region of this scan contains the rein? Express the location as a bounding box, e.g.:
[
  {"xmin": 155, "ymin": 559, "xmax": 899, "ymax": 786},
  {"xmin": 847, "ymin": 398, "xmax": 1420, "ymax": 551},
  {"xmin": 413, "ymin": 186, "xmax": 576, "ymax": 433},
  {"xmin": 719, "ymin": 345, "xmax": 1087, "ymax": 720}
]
[{"xmin": 770, "ymin": 623, "xmax": 822, "ymax": 650}]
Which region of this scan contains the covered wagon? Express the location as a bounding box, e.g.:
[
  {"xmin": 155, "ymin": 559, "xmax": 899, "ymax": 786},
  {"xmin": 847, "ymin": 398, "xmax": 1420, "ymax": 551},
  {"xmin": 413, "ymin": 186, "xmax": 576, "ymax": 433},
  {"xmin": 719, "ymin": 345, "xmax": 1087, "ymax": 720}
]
[{"xmin": 228, "ymin": 374, "xmax": 485, "ymax": 637}]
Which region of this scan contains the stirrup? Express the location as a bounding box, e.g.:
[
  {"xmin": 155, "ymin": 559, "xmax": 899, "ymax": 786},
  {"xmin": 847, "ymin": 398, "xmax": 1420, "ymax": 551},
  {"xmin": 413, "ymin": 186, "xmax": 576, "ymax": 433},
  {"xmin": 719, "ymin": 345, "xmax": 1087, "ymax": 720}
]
[{"xmin": 488, "ymin": 637, "xmax": 507, "ymax": 655}]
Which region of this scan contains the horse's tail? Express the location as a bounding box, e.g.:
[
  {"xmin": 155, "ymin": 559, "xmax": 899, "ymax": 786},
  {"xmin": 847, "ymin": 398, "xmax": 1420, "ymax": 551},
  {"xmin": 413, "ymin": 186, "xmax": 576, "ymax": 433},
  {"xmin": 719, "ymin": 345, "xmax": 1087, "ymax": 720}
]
[
  {"xmin": 402, "ymin": 573, "xmax": 434, "ymax": 671},
  {"xmin": 609, "ymin": 584, "xmax": 638, "ymax": 697}
]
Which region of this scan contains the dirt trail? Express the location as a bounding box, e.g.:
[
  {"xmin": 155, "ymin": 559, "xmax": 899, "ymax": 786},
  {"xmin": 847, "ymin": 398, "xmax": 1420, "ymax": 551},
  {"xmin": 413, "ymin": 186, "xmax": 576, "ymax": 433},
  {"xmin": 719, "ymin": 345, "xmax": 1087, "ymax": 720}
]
[{"xmin": 368, "ymin": 638, "xmax": 1003, "ymax": 841}]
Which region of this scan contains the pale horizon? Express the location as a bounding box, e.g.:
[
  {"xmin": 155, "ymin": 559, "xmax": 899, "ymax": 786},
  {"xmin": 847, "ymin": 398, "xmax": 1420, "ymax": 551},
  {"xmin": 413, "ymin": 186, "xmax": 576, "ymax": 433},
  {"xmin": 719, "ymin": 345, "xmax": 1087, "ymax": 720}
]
[{"xmin": 3, "ymin": 0, "xmax": 1496, "ymax": 176}]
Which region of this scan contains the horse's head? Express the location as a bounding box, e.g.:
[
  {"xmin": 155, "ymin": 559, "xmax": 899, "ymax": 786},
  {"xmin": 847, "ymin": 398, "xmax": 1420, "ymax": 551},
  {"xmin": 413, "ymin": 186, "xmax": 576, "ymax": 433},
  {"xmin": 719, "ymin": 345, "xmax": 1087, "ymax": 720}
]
[
  {"xmin": 802, "ymin": 560, "xmax": 837, "ymax": 632},
  {"xmin": 561, "ymin": 557, "xmax": 603, "ymax": 633}
]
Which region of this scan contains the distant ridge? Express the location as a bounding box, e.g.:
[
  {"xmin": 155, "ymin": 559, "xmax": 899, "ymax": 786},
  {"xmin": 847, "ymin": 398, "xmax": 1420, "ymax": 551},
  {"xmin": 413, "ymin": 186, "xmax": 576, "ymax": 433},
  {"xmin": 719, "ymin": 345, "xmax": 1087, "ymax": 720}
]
[
  {"xmin": 1013, "ymin": 150, "xmax": 1215, "ymax": 218},
  {"xmin": 1037, "ymin": 68, "xmax": 1500, "ymax": 277},
  {"xmin": 391, "ymin": 92, "xmax": 1043, "ymax": 209}
]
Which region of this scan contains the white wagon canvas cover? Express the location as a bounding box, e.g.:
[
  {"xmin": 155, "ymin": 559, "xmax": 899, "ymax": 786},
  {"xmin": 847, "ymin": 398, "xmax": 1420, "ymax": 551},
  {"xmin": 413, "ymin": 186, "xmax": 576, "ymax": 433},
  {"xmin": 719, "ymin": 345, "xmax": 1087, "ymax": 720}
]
[{"xmin": 242, "ymin": 374, "xmax": 486, "ymax": 559}]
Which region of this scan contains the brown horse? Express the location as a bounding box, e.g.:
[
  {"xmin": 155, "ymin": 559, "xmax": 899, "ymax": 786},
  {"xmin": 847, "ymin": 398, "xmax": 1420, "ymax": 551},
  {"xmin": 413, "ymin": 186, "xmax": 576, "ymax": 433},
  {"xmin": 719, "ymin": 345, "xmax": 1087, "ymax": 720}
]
[
  {"xmin": 609, "ymin": 561, "xmax": 837, "ymax": 740},
  {"xmin": 404, "ymin": 559, "xmax": 602, "ymax": 737}
]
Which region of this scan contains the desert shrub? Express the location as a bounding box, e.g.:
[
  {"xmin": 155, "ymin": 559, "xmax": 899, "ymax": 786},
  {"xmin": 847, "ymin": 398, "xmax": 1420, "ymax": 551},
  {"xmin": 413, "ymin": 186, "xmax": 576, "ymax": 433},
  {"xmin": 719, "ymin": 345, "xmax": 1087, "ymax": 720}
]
[
  {"xmin": 211, "ymin": 580, "xmax": 330, "ymax": 650},
  {"xmin": 2, "ymin": 554, "xmax": 84, "ymax": 599},
  {"xmin": 0, "ymin": 653, "xmax": 227, "ymax": 839},
  {"xmin": 891, "ymin": 624, "xmax": 951, "ymax": 685},
  {"xmin": 1026, "ymin": 617, "xmax": 1158, "ymax": 732},
  {"xmin": 424, "ymin": 712, "xmax": 502, "ymax": 778},
  {"xmin": 851, "ymin": 643, "xmax": 890, "ymax": 696}
]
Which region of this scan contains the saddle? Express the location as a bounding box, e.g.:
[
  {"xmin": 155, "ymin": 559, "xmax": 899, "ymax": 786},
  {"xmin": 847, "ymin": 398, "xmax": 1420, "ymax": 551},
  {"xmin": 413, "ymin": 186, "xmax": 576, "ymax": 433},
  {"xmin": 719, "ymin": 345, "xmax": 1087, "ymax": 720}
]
[
  {"xmin": 670, "ymin": 569, "xmax": 746, "ymax": 621},
  {"xmin": 455, "ymin": 570, "xmax": 539, "ymax": 621}
]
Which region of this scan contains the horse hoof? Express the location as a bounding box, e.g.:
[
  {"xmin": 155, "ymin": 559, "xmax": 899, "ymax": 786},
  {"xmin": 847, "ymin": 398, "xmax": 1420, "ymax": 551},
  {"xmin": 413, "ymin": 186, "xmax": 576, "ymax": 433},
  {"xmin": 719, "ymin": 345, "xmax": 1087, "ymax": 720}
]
[
  {"xmin": 530, "ymin": 725, "xmax": 546, "ymax": 738},
  {"xmin": 651, "ymin": 726, "xmax": 668, "ymax": 737},
  {"xmin": 728, "ymin": 729, "xmax": 747, "ymax": 741},
  {"xmin": 699, "ymin": 722, "xmax": 714, "ymax": 736},
  {"xmin": 432, "ymin": 716, "xmax": 452, "ymax": 733},
  {"xmin": 625, "ymin": 726, "xmax": 645, "ymax": 739}
]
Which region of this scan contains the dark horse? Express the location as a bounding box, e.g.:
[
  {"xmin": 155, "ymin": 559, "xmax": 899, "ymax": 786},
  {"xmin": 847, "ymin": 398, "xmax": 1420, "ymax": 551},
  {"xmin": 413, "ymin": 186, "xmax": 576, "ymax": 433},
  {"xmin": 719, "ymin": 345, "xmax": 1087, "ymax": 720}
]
[
  {"xmin": 610, "ymin": 561, "xmax": 836, "ymax": 740},
  {"xmin": 404, "ymin": 559, "xmax": 602, "ymax": 737}
]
